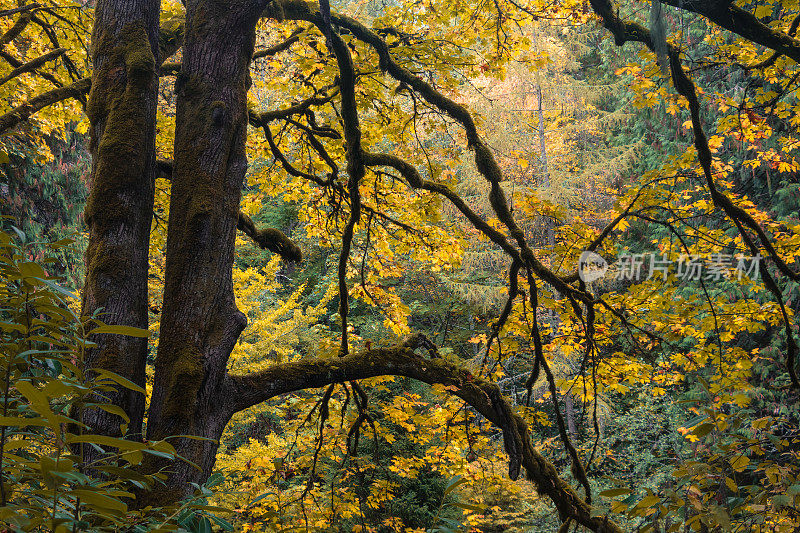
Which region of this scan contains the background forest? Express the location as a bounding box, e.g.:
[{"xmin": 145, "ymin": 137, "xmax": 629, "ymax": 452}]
[{"xmin": 1, "ymin": 0, "xmax": 800, "ymax": 531}]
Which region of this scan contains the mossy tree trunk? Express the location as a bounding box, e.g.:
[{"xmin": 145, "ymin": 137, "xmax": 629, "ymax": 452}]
[
  {"xmin": 81, "ymin": 0, "xmax": 159, "ymax": 440},
  {"xmin": 144, "ymin": 0, "xmax": 267, "ymax": 499}
]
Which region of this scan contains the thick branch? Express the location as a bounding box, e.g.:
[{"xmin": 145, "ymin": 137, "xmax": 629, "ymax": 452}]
[
  {"xmin": 0, "ymin": 16, "xmax": 184, "ymax": 135},
  {"xmin": 589, "ymin": 0, "xmax": 800, "ymax": 387},
  {"xmin": 0, "ymin": 77, "xmax": 90, "ymax": 133},
  {"xmin": 222, "ymin": 337, "xmax": 623, "ymax": 533},
  {"xmin": 0, "ymin": 47, "xmax": 65, "ymax": 86},
  {"xmin": 0, "ymin": 9, "xmax": 33, "ymax": 46},
  {"xmin": 237, "ymin": 211, "xmax": 302, "ymax": 262},
  {"xmin": 0, "ymin": 4, "xmax": 39, "ymax": 19},
  {"xmin": 266, "ymin": 0, "xmax": 591, "ymax": 305},
  {"xmin": 251, "ymin": 89, "xmax": 336, "ymax": 123},
  {"xmin": 658, "ymin": 0, "xmax": 800, "ymax": 64},
  {"xmin": 325, "ymin": 29, "xmax": 365, "ymax": 356},
  {"xmin": 363, "ymin": 151, "xmax": 522, "ymax": 260}
]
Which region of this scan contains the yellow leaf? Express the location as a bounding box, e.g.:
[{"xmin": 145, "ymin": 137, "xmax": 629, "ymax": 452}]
[{"xmin": 731, "ymin": 455, "xmax": 750, "ymax": 472}]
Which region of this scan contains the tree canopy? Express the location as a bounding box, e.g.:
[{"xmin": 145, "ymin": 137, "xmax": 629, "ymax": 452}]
[{"xmin": 2, "ymin": 0, "xmax": 800, "ymax": 531}]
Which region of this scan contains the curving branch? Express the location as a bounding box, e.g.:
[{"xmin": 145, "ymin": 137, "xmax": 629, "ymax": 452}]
[
  {"xmin": 299, "ymin": 22, "xmax": 367, "ymax": 356},
  {"xmin": 0, "ymin": 7, "xmax": 34, "ymax": 46},
  {"xmin": 0, "ymin": 17, "xmax": 186, "ymax": 135},
  {"xmin": 0, "ymin": 4, "xmax": 40, "ymax": 19},
  {"xmin": 0, "ymin": 47, "xmax": 65, "ymax": 87},
  {"xmin": 656, "ymin": 0, "xmax": 800, "ymax": 64},
  {"xmin": 221, "ymin": 334, "xmax": 624, "ymax": 533},
  {"xmin": 0, "ymin": 77, "xmax": 90, "ymax": 133},
  {"xmin": 237, "ymin": 211, "xmax": 302, "ymax": 262},
  {"xmin": 588, "ymin": 0, "xmax": 800, "ymax": 387},
  {"xmin": 251, "ymin": 87, "xmax": 337, "ymax": 123},
  {"xmin": 252, "ymin": 27, "xmax": 303, "ymax": 60},
  {"xmin": 265, "ymin": 0, "xmax": 597, "ymax": 307}
]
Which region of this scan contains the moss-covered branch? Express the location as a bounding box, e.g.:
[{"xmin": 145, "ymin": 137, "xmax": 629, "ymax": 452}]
[
  {"xmin": 0, "ymin": 7, "xmax": 34, "ymax": 46},
  {"xmin": 250, "ymin": 88, "xmax": 336, "ymax": 123},
  {"xmin": 222, "ymin": 335, "xmax": 624, "ymax": 533},
  {"xmin": 0, "ymin": 47, "xmax": 65, "ymax": 86},
  {"xmin": 237, "ymin": 211, "xmax": 302, "ymax": 262},
  {"xmin": 265, "ymin": 0, "xmax": 594, "ymax": 308},
  {"xmin": 322, "ymin": 30, "xmax": 365, "ymax": 356},
  {"xmin": 0, "ymin": 76, "xmax": 90, "ymax": 133},
  {"xmin": 657, "ymin": 0, "xmax": 800, "ymax": 64}
]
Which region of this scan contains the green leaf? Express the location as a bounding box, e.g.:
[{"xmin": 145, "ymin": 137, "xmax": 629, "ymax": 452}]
[
  {"xmin": 88, "ymin": 324, "xmax": 150, "ymax": 338},
  {"xmin": 0, "ymin": 416, "xmax": 49, "ymax": 427},
  {"xmin": 637, "ymin": 495, "xmax": 661, "ymax": 508},
  {"xmin": 208, "ymin": 513, "xmax": 234, "ymax": 531},
  {"xmin": 18, "ymin": 261, "xmax": 46, "ymax": 279},
  {"xmin": 71, "ymin": 489, "xmax": 127, "ymax": 514},
  {"xmin": 90, "ymin": 403, "xmax": 131, "ymax": 423},
  {"xmin": 93, "ymin": 369, "xmax": 146, "ymax": 394},
  {"xmin": 67, "ymin": 434, "xmax": 146, "ymax": 451},
  {"xmin": 600, "ymin": 488, "xmax": 632, "ymax": 497},
  {"xmin": 196, "ymin": 517, "xmax": 212, "ymax": 533},
  {"xmin": 692, "ymin": 423, "xmax": 715, "ymax": 438},
  {"xmin": 443, "ymin": 475, "xmax": 467, "ymax": 497},
  {"xmin": 450, "ymin": 501, "xmax": 486, "ymax": 511}
]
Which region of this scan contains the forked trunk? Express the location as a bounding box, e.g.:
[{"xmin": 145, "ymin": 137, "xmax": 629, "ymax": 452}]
[{"xmin": 145, "ymin": 0, "xmax": 266, "ymax": 499}]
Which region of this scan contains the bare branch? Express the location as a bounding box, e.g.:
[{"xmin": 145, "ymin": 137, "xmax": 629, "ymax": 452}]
[
  {"xmin": 252, "ymin": 27, "xmax": 303, "ymax": 60},
  {"xmin": 0, "ymin": 47, "xmax": 66, "ymax": 86}
]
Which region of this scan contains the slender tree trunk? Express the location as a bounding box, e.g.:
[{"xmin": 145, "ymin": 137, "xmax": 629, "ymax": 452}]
[
  {"xmin": 145, "ymin": 0, "xmax": 266, "ymax": 499},
  {"xmin": 564, "ymin": 393, "xmax": 578, "ymax": 437},
  {"xmin": 81, "ymin": 0, "xmax": 159, "ymax": 440},
  {"xmin": 535, "ymin": 83, "xmax": 548, "ymax": 185}
]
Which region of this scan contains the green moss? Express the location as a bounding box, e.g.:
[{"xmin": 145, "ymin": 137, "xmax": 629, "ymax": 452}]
[
  {"xmin": 161, "ymin": 346, "xmax": 204, "ymax": 419},
  {"xmin": 82, "ymin": 235, "xmax": 130, "ymax": 304},
  {"xmin": 84, "ymin": 22, "xmax": 157, "ymax": 226}
]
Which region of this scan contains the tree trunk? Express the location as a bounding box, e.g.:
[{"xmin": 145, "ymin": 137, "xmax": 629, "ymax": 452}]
[
  {"xmin": 81, "ymin": 0, "xmax": 159, "ymax": 440},
  {"xmin": 144, "ymin": 0, "xmax": 266, "ymax": 500},
  {"xmin": 564, "ymin": 393, "xmax": 578, "ymax": 437}
]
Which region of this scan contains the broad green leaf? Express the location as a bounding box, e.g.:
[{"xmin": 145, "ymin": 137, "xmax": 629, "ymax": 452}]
[
  {"xmin": 88, "ymin": 324, "xmax": 150, "ymax": 338},
  {"xmin": 600, "ymin": 488, "xmax": 632, "ymax": 497}
]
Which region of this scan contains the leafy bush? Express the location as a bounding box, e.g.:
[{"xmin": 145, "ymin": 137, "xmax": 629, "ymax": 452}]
[{"xmin": 0, "ymin": 227, "xmax": 231, "ymax": 532}]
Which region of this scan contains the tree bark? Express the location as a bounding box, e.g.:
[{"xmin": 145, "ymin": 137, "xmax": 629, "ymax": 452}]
[
  {"xmin": 144, "ymin": 0, "xmax": 267, "ymax": 500},
  {"xmin": 81, "ymin": 0, "xmax": 159, "ymax": 440}
]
